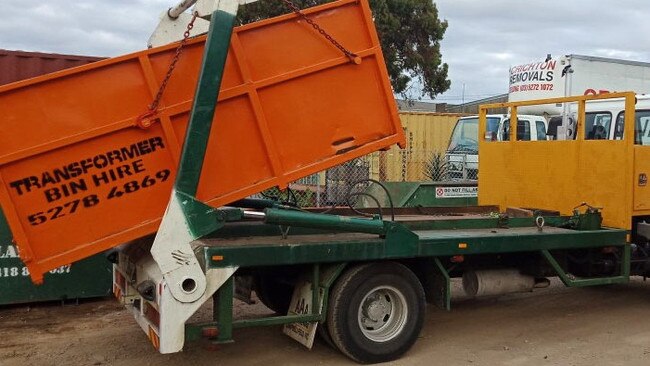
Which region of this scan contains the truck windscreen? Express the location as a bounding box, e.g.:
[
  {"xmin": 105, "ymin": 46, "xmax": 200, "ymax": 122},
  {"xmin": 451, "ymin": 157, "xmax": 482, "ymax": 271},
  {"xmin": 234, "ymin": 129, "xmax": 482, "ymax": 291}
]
[{"xmin": 448, "ymin": 117, "xmax": 500, "ymax": 151}]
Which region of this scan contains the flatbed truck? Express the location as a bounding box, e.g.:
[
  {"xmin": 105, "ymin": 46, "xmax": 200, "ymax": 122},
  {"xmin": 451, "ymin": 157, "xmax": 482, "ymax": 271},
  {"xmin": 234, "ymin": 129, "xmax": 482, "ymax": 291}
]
[{"xmin": 0, "ymin": 0, "xmax": 646, "ymax": 364}]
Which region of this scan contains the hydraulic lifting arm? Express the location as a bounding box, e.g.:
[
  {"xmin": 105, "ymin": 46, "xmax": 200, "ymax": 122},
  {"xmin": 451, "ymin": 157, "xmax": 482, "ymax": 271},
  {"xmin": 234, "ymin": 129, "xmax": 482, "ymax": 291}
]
[
  {"xmin": 148, "ymin": 0, "xmax": 259, "ymax": 48},
  {"xmin": 148, "ymin": 0, "xmax": 251, "ymax": 306}
]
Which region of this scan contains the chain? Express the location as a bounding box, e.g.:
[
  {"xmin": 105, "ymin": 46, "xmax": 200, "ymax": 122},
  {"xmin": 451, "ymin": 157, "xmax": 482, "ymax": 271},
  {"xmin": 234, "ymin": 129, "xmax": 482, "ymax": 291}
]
[
  {"xmin": 138, "ymin": 2, "xmax": 357, "ymax": 128},
  {"xmin": 138, "ymin": 11, "xmax": 199, "ymax": 128},
  {"xmin": 281, "ymin": 0, "xmax": 360, "ymax": 63}
]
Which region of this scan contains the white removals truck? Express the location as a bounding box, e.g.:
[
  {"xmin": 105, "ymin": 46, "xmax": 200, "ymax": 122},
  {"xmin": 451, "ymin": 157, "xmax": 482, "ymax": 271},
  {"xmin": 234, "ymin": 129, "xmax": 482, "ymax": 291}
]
[
  {"xmin": 445, "ymin": 54, "xmax": 650, "ymax": 179},
  {"xmin": 509, "ymin": 54, "xmax": 650, "ymax": 116}
]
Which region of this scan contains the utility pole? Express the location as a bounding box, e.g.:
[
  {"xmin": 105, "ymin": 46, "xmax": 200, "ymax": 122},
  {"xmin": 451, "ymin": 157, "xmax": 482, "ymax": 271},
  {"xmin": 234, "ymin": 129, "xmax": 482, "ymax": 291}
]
[{"xmin": 462, "ymin": 83, "xmax": 466, "ymax": 112}]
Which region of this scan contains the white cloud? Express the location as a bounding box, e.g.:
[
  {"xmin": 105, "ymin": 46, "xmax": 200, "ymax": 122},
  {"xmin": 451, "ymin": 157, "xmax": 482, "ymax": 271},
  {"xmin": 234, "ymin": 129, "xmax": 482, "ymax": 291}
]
[{"xmin": 487, "ymin": 52, "xmax": 515, "ymax": 61}]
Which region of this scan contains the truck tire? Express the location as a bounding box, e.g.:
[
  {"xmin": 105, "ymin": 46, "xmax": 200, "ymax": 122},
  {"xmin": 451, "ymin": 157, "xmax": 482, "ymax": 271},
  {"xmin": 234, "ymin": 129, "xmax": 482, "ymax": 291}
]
[
  {"xmin": 254, "ymin": 276, "xmax": 293, "ymax": 315},
  {"xmin": 326, "ymin": 262, "xmax": 425, "ymax": 363},
  {"xmin": 317, "ymin": 322, "xmax": 336, "ymax": 349}
]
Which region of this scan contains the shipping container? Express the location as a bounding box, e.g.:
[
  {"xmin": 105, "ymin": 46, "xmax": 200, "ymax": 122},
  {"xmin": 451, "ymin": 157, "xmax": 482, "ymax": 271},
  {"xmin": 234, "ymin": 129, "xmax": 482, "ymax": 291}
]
[
  {"xmin": 369, "ymin": 112, "xmax": 466, "ymax": 181},
  {"xmin": 0, "ymin": 49, "xmax": 111, "ymax": 305},
  {"xmin": 0, "ymin": 49, "xmax": 103, "ymax": 86},
  {"xmin": 0, "ymin": 208, "xmax": 111, "ymax": 304}
]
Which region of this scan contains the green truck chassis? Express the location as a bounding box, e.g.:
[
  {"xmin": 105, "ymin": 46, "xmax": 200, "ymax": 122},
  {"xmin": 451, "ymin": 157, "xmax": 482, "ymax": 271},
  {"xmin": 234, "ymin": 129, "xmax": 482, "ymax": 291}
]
[
  {"xmin": 109, "ymin": 5, "xmax": 633, "ymax": 363},
  {"xmin": 119, "ymin": 204, "xmax": 630, "ymax": 362}
]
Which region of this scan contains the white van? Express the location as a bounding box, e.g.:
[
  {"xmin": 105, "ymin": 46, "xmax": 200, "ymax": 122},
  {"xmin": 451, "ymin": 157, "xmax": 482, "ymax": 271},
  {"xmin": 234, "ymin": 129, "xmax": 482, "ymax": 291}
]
[
  {"xmin": 574, "ymin": 95, "xmax": 650, "ymax": 144},
  {"xmin": 446, "ymin": 114, "xmax": 548, "ymax": 180}
]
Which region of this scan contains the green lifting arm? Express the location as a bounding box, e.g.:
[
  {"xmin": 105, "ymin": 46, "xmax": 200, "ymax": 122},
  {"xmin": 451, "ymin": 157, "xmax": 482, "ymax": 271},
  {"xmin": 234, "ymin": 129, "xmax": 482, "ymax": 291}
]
[{"xmin": 150, "ymin": 0, "xmax": 244, "ymax": 305}]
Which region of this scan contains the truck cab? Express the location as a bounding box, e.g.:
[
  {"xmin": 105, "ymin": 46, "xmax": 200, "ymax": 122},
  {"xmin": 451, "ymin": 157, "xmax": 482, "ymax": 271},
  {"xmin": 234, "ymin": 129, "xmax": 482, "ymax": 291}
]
[
  {"xmin": 499, "ymin": 115, "xmax": 548, "ymax": 141},
  {"xmin": 446, "ymin": 114, "xmax": 547, "ymax": 180},
  {"xmin": 578, "ymin": 95, "xmax": 650, "ymax": 143}
]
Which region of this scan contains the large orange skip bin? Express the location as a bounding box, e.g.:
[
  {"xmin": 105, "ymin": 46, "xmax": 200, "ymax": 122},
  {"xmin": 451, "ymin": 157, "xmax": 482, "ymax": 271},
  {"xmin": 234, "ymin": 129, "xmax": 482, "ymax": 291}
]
[{"xmin": 0, "ymin": 0, "xmax": 404, "ymax": 282}]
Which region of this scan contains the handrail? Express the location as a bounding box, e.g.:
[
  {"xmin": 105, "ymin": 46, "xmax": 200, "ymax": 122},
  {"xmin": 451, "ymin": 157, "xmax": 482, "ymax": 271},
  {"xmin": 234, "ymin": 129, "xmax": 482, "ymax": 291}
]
[{"xmin": 478, "ymin": 91, "xmax": 636, "ymax": 144}]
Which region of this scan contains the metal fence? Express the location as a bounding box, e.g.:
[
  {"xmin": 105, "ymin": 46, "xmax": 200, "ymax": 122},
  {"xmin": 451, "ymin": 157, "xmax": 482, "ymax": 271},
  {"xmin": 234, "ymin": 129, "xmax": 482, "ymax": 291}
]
[
  {"xmin": 258, "ymin": 149, "xmax": 477, "ymax": 207},
  {"xmin": 254, "ymin": 112, "xmax": 486, "ymax": 207}
]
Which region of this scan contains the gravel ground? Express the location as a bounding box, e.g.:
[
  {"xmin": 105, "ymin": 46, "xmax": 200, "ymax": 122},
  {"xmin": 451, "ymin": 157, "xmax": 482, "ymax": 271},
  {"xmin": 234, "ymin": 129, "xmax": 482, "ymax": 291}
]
[{"xmin": 2, "ymin": 278, "xmax": 650, "ymax": 366}]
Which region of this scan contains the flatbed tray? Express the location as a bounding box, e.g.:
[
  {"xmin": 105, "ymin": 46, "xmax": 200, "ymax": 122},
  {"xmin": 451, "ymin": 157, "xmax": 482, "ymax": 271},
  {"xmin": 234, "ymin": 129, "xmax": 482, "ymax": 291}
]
[{"xmin": 194, "ymin": 218, "xmax": 627, "ymax": 269}]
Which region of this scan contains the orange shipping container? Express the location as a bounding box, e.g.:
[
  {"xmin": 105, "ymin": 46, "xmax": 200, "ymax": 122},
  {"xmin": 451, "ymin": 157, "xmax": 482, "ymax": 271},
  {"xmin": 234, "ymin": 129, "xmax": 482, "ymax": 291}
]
[{"xmin": 0, "ymin": 0, "xmax": 404, "ymax": 282}]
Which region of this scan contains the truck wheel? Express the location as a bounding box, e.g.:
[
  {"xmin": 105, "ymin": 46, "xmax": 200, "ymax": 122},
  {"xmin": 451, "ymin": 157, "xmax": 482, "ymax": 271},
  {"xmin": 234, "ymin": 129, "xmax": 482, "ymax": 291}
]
[
  {"xmin": 317, "ymin": 322, "xmax": 336, "ymax": 349},
  {"xmin": 254, "ymin": 276, "xmax": 293, "ymax": 315},
  {"xmin": 326, "ymin": 262, "xmax": 425, "ymax": 363}
]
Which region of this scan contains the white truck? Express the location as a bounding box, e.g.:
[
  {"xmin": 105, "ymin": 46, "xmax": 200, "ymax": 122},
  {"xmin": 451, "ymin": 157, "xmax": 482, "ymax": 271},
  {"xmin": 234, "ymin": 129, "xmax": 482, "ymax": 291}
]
[
  {"xmin": 446, "ymin": 54, "xmax": 650, "ymax": 179},
  {"xmin": 509, "ymin": 54, "xmax": 650, "ymax": 116},
  {"xmin": 446, "ymin": 114, "xmax": 547, "ymax": 180},
  {"xmin": 569, "ymin": 94, "xmax": 650, "ymax": 143}
]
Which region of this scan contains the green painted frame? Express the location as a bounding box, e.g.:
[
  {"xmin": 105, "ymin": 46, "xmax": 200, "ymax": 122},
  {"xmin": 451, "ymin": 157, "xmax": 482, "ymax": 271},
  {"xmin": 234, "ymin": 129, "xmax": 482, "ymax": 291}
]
[
  {"xmin": 186, "ymin": 263, "xmax": 346, "ymax": 343},
  {"xmin": 171, "ymin": 9, "xmax": 240, "ymax": 239},
  {"xmin": 200, "ymin": 225, "xmax": 626, "ymax": 268}
]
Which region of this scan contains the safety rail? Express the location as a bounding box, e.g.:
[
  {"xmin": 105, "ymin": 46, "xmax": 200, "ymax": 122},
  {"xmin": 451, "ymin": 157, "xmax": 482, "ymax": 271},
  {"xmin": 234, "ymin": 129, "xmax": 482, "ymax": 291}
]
[
  {"xmin": 476, "ymin": 92, "xmax": 640, "ymax": 231},
  {"xmin": 478, "ymin": 91, "xmax": 636, "ymax": 143}
]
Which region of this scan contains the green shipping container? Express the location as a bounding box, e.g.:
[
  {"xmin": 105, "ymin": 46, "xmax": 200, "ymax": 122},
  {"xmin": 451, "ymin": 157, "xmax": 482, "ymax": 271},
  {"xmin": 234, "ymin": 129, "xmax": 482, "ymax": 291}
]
[
  {"xmin": 0, "ymin": 208, "xmax": 112, "ymax": 305},
  {"xmin": 0, "ymin": 50, "xmax": 111, "ymax": 305}
]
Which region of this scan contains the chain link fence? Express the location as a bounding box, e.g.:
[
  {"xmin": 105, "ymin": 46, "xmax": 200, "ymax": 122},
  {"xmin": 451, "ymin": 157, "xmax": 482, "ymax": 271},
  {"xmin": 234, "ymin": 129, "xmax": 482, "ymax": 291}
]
[{"xmin": 257, "ymin": 149, "xmax": 477, "ymax": 207}]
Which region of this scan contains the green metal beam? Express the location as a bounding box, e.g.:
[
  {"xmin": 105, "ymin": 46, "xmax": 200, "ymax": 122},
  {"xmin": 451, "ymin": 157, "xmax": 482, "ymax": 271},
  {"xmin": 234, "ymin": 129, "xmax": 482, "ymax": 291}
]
[
  {"xmin": 233, "ymin": 314, "xmax": 322, "ymax": 328},
  {"xmin": 318, "ymin": 263, "xmax": 346, "ymax": 324},
  {"xmin": 174, "ymin": 10, "xmax": 236, "ymax": 197},
  {"xmin": 621, "ymin": 241, "xmax": 631, "ymax": 278},
  {"xmin": 186, "ymin": 263, "xmax": 346, "ymax": 343},
  {"xmin": 541, "ymin": 248, "xmax": 630, "ymax": 287},
  {"xmin": 206, "ymin": 212, "xmax": 572, "ymax": 240},
  {"xmin": 433, "ymin": 258, "xmax": 451, "ymax": 311},
  {"xmin": 185, "ymin": 313, "xmax": 322, "ymax": 341},
  {"xmin": 311, "ymin": 264, "xmax": 320, "ymax": 318},
  {"xmin": 161, "ymin": 9, "xmax": 239, "ymax": 240},
  {"xmin": 401, "ymin": 216, "xmax": 572, "ymax": 232},
  {"xmin": 214, "ymin": 276, "xmax": 234, "ymax": 342},
  {"xmin": 264, "ymin": 208, "xmax": 386, "ymax": 235},
  {"xmin": 204, "ymin": 226, "xmax": 626, "ymax": 268}
]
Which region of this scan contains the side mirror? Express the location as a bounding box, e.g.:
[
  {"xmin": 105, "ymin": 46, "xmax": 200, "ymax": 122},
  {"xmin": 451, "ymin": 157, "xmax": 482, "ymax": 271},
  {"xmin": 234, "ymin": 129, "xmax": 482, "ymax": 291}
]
[{"xmin": 484, "ymin": 132, "xmax": 496, "ymax": 141}]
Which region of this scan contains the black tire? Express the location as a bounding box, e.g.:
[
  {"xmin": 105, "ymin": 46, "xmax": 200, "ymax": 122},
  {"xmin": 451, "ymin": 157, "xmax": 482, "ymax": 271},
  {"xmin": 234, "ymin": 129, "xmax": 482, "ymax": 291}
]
[
  {"xmin": 326, "ymin": 262, "xmax": 426, "ymax": 363},
  {"xmin": 317, "ymin": 321, "xmax": 336, "ymax": 349},
  {"xmin": 254, "ymin": 275, "xmax": 293, "ymax": 315}
]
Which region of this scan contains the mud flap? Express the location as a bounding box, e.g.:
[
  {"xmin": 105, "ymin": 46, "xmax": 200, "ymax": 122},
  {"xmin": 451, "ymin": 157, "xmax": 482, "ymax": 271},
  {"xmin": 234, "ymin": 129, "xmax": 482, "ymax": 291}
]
[
  {"xmin": 283, "ymin": 280, "xmax": 324, "ymax": 349},
  {"xmin": 283, "ymin": 264, "xmax": 346, "ymax": 348}
]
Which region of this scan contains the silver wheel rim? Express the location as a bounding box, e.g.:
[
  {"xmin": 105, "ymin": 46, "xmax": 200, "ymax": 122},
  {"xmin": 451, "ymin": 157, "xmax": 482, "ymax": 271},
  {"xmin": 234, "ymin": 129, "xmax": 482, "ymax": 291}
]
[{"xmin": 357, "ymin": 285, "xmax": 408, "ymax": 342}]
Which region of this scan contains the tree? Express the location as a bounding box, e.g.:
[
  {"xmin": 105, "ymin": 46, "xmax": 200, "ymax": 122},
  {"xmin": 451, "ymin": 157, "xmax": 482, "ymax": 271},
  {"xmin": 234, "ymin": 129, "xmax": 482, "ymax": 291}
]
[{"xmin": 237, "ymin": 0, "xmax": 450, "ymax": 99}]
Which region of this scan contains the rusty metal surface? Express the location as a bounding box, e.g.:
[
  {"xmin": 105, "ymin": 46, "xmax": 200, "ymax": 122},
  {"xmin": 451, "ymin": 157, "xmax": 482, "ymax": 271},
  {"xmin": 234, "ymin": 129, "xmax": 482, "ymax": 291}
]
[{"xmin": 0, "ymin": 49, "xmax": 103, "ymax": 86}]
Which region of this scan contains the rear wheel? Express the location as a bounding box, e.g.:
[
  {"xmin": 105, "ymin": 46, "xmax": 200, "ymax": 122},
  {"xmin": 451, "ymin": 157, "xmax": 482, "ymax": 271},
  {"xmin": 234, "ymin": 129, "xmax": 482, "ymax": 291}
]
[
  {"xmin": 326, "ymin": 262, "xmax": 425, "ymax": 363},
  {"xmin": 317, "ymin": 321, "xmax": 336, "ymax": 348},
  {"xmin": 254, "ymin": 275, "xmax": 293, "ymax": 315}
]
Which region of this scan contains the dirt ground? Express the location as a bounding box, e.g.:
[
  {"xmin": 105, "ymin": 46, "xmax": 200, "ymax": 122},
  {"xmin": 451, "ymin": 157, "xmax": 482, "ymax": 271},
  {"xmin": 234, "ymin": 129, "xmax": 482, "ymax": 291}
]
[{"xmin": 2, "ymin": 278, "xmax": 650, "ymax": 366}]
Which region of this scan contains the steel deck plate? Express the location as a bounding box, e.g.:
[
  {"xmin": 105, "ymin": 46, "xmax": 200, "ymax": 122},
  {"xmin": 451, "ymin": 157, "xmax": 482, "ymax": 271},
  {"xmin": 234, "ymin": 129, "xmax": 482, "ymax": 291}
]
[{"xmin": 197, "ymin": 224, "xmax": 627, "ymax": 268}]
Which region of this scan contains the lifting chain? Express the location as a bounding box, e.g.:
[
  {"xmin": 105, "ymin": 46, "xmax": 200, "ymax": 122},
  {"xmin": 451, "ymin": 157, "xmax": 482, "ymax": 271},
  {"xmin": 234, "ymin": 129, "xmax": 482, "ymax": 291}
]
[
  {"xmin": 280, "ymin": 0, "xmax": 361, "ymax": 64},
  {"xmin": 137, "ymin": 1, "xmax": 359, "ymax": 128},
  {"xmin": 137, "ymin": 11, "xmax": 199, "ymax": 128}
]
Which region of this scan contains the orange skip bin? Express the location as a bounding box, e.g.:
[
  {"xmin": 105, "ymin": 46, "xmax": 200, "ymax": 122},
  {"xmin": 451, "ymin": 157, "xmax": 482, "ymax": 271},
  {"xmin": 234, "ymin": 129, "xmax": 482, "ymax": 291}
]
[{"xmin": 0, "ymin": 0, "xmax": 404, "ymax": 283}]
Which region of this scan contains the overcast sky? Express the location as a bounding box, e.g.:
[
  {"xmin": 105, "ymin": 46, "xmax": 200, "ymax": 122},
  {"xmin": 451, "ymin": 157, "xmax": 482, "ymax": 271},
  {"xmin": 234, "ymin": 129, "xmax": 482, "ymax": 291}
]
[
  {"xmin": 433, "ymin": 0, "xmax": 650, "ymax": 103},
  {"xmin": 3, "ymin": 1, "xmax": 650, "ymax": 104}
]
